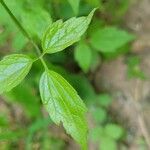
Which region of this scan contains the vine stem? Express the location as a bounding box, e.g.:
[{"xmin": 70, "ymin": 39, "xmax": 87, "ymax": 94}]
[{"xmin": 0, "ymin": 0, "xmax": 48, "ymax": 70}]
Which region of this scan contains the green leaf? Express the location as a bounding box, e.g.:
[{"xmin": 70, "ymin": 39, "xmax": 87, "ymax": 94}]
[
  {"xmin": 39, "ymin": 70, "xmax": 88, "ymax": 149},
  {"xmin": 91, "ymin": 107, "xmax": 107, "ymax": 123},
  {"xmin": 90, "ymin": 27, "xmax": 135, "ymax": 53},
  {"xmin": 90, "ymin": 127, "xmax": 103, "ymax": 141},
  {"xmin": 67, "ymin": 0, "xmax": 80, "ymax": 15},
  {"xmin": 104, "ymin": 124, "xmax": 124, "ymax": 140},
  {"xmin": 97, "ymin": 94, "xmax": 112, "ymax": 107},
  {"xmin": 99, "ymin": 137, "xmax": 117, "ymax": 150},
  {"xmin": 42, "ymin": 9, "xmax": 96, "ymax": 54},
  {"xmin": 85, "ymin": 0, "xmax": 102, "ymax": 7},
  {"xmin": 75, "ymin": 42, "xmax": 92, "ymax": 73},
  {"xmin": 0, "ymin": 54, "xmax": 32, "ymax": 94},
  {"xmin": 21, "ymin": 7, "xmax": 52, "ymax": 41},
  {"xmin": 12, "ymin": 32, "xmax": 27, "ymax": 51}
]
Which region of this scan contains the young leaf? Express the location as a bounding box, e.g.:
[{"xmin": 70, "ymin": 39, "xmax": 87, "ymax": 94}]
[
  {"xmin": 39, "ymin": 70, "xmax": 88, "ymax": 149},
  {"xmin": 74, "ymin": 42, "xmax": 92, "ymax": 73},
  {"xmin": 0, "ymin": 54, "xmax": 32, "ymax": 94},
  {"xmin": 90, "ymin": 27, "xmax": 135, "ymax": 53},
  {"xmin": 67, "ymin": 0, "xmax": 80, "ymax": 15},
  {"xmin": 42, "ymin": 9, "xmax": 96, "ymax": 54}
]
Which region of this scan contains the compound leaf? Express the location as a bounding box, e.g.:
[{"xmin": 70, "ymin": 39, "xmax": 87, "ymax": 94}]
[
  {"xmin": 42, "ymin": 9, "xmax": 96, "ymax": 54},
  {"xmin": 0, "ymin": 54, "xmax": 32, "ymax": 94},
  {"xmin": 39, "ymin": 70, "xmax": 88, "ymax": 149}
]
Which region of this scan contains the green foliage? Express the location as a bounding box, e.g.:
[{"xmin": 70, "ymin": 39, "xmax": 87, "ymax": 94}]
[
  {"xmin": 127, "ymin": 56, "xmax": 146, "ymax": 80},
  {"xmin": 42, "ymin": 134, "xmax": 65, "ymax": 150},
  {"xmin": 42, "ymin": 9, "xmax": 96, "ymax": 54},
  {"xmin": 39, "ymin": 70, "xmax": 88, "ymax": 149},
  {"xmin": 97, "ymin": 94, "xmax": 112, "ymax": 107},
  {"xmin": 104, "ymin": 124, "xmax": 124, "ymax": 140},
  {"xmin": 0, "ymin": 54, "xmax": 32, "ymax": 94},
  {"xmin": 0, "ymin": 1, "xmax": 95, "ymax": 146},
  {"xmin": 85, "ymin": 0, "xmax": 101, "ymax": 7},
  {"xmin": 99, "ymin": 137, "xmax": 117, "ymax": 150},
  {"xmin": 89, "ymin": 93, "xmax": 125, "ymax": 150},
  {"xmin": 12, "ymin": 32, "xmax": 28, "ymax": 51},
  {"xmin": 0, "ymin": 113, "xmax": 9, "ymax": 127},
  {"xmin": 90, "ymin": 123, "xmax": 124, "ymax": 150},
  {"xmin": 90, "ymin": 127, "xmax": 103, "ymax": 140},
  {"xmin": 26, "ymin": 117, "xmax": 52, "ymax": 149},
  {"xmin": 5, "ymin": 80, "xmax": 41, "ymax": 118},
  {"xmin": 75, "ymin": 42, "xmax": 92, "ymax": 73},
  {"xmin": 67, "ymin": 74, "xmax": 97, "ymax": 102},
  {"xmin": 67, "ymin": 0, "xmax": 80, "ymax": 15},
  {"xmin": 91, "ymin": 107, "xmax": 107, "ymax": 123},
  {"xmin": 0, "ymin": 2, "xmax": 96, "ymax": 147},
  {"xmin": 21, "ymin": 7, "xmax": 52, "ymax": 41},
  {"xmin": 0, "ymin": 129, "xmax": 24, "ymax": 141},
  {"xmin": 0, "ymin": 0, "xmax": 52, "ymax": 48},
  {"xmin": 90, "ymin": 27, "xmax": 134, "ymax": 53},
  {"xmin": 102, "ymin": 0, "xmax": 130, "ymax": 21},
  {"xmin": 0, "ymin": 0, "xmax": 136, "ymax": 149}
]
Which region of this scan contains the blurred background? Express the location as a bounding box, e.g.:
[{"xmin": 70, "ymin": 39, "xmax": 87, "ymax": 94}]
[{"xmin": 0, "ymin": 0, "xmax": 150, "ymax": 149}]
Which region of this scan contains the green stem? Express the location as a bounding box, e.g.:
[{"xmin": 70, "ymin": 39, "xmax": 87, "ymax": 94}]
[
  {"xmin": 0, "ymin": 0, "xmax": 48, "ymax": 69},
  {"xmin": 0, "ymin": 0, "xmax": 30, "ymax": 40},
  {"xmin": 40, "ymin": 57, "xmax": 49, "ymax": 71}
]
